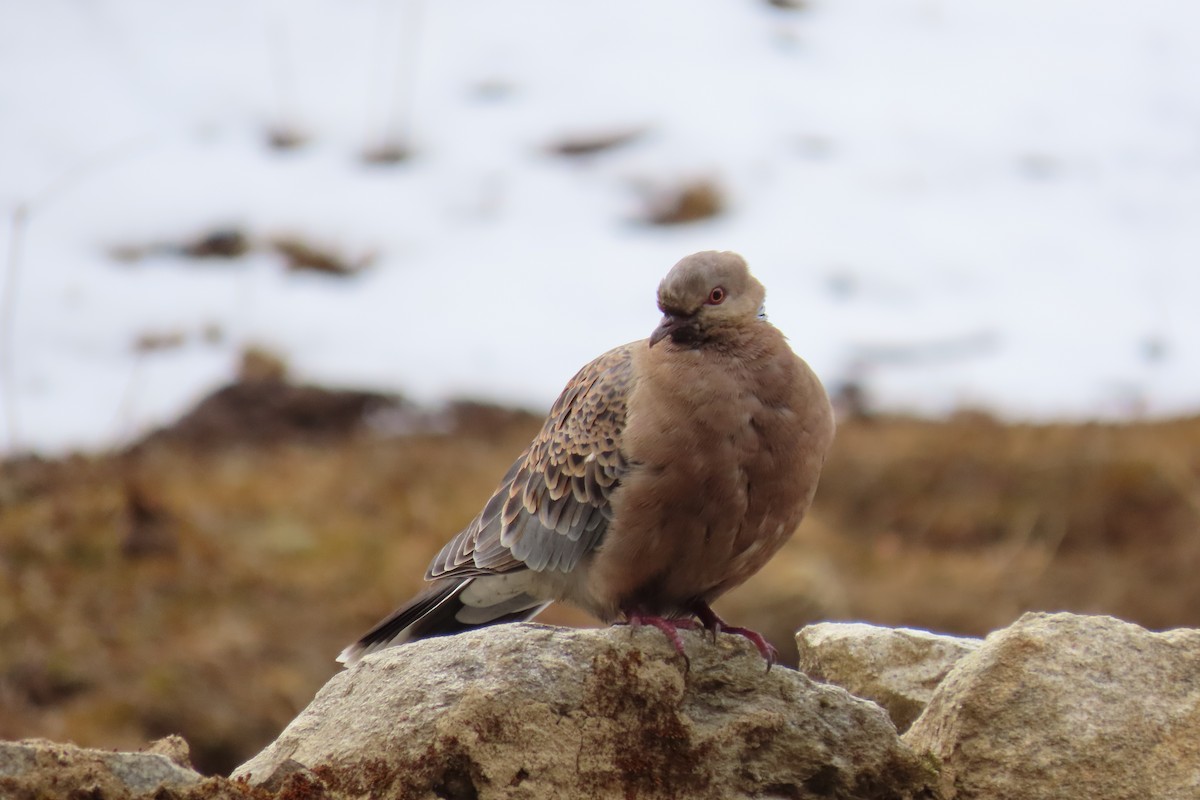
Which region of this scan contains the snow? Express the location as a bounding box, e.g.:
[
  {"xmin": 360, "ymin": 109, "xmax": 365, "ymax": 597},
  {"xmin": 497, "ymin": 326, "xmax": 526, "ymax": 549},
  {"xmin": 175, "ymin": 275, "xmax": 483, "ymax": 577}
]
[{"xmin": 1, "ymin": 0, "xmax": 1198, "ymax": 454}]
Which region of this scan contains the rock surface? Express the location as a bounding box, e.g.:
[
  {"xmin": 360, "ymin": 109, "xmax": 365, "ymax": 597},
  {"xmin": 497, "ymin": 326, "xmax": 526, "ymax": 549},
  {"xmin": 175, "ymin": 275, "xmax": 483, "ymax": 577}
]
[
  {"xmin": 796, "ymin": 622, "xmax": 981, "ymax": 731},
  {"xmin": 235, "ymin": 623, "xmax": 935, "ymax": 800},
  {"xmin": 904, "ymin": 612, "xmax": 1200, "ymax": 800},
  {"xmin": 13, "ymin": 613, "xmax": 1200, "ymax": 799},
  {"xmin": 0, "ymin": 737, "xmax": 204, "ymax": 799}
]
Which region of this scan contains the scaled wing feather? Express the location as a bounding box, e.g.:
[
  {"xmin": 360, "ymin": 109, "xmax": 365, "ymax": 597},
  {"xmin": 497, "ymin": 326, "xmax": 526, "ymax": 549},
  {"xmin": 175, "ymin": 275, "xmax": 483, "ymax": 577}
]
[{"xmin": 426, "ymin": 345, "xmax": 635, "ymax": 580}]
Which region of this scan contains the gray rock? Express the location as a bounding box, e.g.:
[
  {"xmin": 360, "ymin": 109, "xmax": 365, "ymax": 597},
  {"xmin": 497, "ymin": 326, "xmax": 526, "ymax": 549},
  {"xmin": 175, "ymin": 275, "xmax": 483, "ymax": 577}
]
[
  {"xmin": 796, "ymin": 622, "xmax": 981, "ymax": 731},
  {"xmin": 236, "ymin": 623, "xmax": 936, "ymax": 800},
  {"xmin": 904, "ymin": 612, "xmax": 1200, "ymax": 800},
  {"xmin": 0, "ymin": 737, "xmax": 202, "ymax": 798}
]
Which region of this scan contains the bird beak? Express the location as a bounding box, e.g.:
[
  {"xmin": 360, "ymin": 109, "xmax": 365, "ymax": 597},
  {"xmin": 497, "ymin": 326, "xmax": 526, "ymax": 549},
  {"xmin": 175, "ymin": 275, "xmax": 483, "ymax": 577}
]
[{"xmin": 649, "ymin": 313, "xmax": 683, "ymax": 348}]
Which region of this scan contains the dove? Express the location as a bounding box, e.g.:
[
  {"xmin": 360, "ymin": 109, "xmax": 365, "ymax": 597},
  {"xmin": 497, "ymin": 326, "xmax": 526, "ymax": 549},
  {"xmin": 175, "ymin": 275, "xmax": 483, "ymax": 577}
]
[{"xmin": 339, "ymin": 250, "xmax": 835, "ymax": 666}]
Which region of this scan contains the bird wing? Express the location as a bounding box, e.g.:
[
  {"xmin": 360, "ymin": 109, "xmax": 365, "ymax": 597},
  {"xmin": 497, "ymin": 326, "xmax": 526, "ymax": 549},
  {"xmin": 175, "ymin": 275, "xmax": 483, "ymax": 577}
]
[{"xmin": 426, "ymin": 343, "xmax": 636, "ymax": 578}]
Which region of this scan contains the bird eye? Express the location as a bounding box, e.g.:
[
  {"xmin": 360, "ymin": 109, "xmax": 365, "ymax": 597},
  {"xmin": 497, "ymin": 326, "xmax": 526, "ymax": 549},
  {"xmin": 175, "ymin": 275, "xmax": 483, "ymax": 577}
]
[{"xmin": 706, "ymin": 287, "xmax": 726, "ymax": 305}]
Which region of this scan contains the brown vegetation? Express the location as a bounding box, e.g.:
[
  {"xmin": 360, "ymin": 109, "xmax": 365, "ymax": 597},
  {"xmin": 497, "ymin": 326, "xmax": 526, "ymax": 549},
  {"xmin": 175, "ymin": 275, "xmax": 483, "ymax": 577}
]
[
  {"xmin": 547, "ymin": 128, "xmax": 646, "ymax": 158},
  {"xmin": 641, "ymin": 179, "xmax": 726, "ymax": 225},
  {"xmin": 1, "ymin": 387, "xmax": 1198, "ymax": 776},
  {"xmin": 110, "ymin": 228, "xmax": 371, "ymax": 277}
]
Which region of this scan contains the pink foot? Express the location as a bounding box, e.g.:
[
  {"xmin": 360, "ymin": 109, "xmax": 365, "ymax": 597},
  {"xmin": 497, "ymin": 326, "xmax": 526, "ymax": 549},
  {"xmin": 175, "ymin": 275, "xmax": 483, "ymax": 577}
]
[
  {"xmin": 621, "ymin": 611, "xmax": 697, "ymax": 662},
  {"xmin": 693, "ymin": 603, "xmax": 778, "ymax": 669}
]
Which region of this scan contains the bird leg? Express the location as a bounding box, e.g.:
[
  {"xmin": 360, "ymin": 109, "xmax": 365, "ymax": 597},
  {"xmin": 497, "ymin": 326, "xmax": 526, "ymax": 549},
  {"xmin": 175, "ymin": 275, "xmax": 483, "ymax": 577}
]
[
  {"xmin": 692, "ymin": 602, "xmax": 778, "ymax": 669},
  {"xmin": 621, "ymin": 610, "xmax": 697, "ymax": 660}
]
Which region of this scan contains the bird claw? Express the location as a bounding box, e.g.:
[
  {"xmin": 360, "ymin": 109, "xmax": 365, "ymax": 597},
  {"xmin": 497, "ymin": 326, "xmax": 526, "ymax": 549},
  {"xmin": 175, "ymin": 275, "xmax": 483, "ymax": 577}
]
[
  {"xmin": 620, "ymin": 607, "xmax": 777, "ymax": 671},
  {"xmin": 692, "ymin": 603, "xmax": 777, "ymax": 671},
  {"xmin": 718, "ymin": 625, "xmax": 779, "ymax": 671},
  {"xmin": 622, "ymin": 612, "xmax": 694, "ymax": 670}
]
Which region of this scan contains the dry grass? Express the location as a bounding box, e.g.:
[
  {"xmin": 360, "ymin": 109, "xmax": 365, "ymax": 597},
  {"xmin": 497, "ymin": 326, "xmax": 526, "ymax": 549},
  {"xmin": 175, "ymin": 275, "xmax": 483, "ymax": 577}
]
[{"xmin": 2, "ymin": 401, "xmax": 1198, "ymax": 775}]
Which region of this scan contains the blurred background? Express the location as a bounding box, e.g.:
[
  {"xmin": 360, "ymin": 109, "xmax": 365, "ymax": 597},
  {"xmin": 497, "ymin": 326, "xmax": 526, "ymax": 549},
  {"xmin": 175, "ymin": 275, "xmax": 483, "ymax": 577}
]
[{"xmin": 2, "ymin": 0, "xmax": 1198, "ymax": 777}]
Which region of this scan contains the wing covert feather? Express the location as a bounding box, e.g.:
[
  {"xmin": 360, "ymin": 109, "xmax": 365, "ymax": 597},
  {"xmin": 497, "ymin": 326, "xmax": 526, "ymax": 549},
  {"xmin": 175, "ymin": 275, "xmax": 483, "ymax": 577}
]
[{"xmin": 426, "ymin": 344, "xmax": 636, "ymax": 580}]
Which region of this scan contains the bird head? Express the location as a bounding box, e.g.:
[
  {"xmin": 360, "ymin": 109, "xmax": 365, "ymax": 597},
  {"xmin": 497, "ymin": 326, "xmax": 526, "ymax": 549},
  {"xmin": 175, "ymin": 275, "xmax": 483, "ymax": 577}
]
[{"xmin": 650, "ymin": 251, "xmax": 767, "ymax": 348}]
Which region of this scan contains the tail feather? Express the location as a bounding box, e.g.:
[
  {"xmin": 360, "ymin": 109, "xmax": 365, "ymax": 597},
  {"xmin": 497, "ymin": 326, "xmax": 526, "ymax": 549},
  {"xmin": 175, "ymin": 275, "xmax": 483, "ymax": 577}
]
[{"xmin": 337, "ymin": 576, "xmax": 549, "ymax": 666}]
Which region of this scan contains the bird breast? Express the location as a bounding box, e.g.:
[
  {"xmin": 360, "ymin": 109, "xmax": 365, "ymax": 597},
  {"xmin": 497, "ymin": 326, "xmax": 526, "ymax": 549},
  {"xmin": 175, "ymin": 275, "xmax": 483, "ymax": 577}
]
[{"xmin": 580, "ymin": 333, "xmax": 833, "ymax": 618}]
